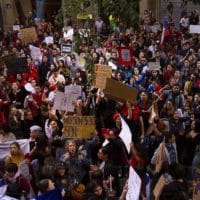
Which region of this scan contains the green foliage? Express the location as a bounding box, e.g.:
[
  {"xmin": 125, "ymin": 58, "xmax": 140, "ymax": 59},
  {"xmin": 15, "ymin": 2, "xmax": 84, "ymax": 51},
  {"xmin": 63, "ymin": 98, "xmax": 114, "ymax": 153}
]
[
  {"xmin": 167, "ymin": 2, "xmax": 174, "ymax": 15},
  {"xmin": 101, "ymin": 0, "xmax": 140, "ymax": 28},
  {"xmin": 164, "ymin": 0, "xmax": 200, "ymax": 9}
]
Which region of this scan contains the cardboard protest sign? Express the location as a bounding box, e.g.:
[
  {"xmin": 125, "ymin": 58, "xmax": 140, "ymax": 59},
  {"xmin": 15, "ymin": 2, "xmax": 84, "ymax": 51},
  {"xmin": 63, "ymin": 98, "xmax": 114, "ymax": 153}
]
[
  {"xmin": 104, "ymin": 78, "xmax": 138, "ymax": 103},
  {"xmin": 0, "ymin": 53, "xmax": 16, "ymax": 65},
  {"xmin": 118, "ymin": 47, "xmax": 134, "ymax": 66},
  {"xmin": 189, "ymin": 25, "xmax": 200, "ymax": 34},
  {"xmin": 155, "ymin": 142, "xmax": 165, "ymax": 173},
  {"xmin": 61, "ymin": 43, "xmax": 72, "ymax": 54},
  {"xmin": 64, "ymin": 85, "xmax": 82, "ymax": 112},
  {"xmin": 93, "ymin": 64, "xmax": 112, "ymax": 89},
  {"xmin": 45, "ymin": 36, "xmax": 54, "ymax": 44},
  {"xmin": 126, "ymin": 166, "xmax": 141, "ymax": 200},
  {"xmin": 53, "ymin": 92, "xmax": 68, "ymax": 111},
  {"xmin": 19, "ymin": 27, "xmax": 38, "ymax": 43},
  {"xmin": 63, "ymin": 116, "xmax": 95, "ymax": 138},
  {"xmin": 6, "ymin": 57, "xmax": 29, "ymax": 75},
  {"xmin": 148, "ymin": 62, "xmax": 160, "ymax": 71},
  {"xmin": 153, "ymin": 175, "xmax": 165, "ymax": 200}
]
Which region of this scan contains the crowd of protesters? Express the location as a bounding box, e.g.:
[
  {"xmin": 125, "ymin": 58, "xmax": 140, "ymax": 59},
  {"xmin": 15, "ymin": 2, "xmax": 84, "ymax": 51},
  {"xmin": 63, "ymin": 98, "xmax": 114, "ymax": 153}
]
[{"xmin": 0, "ymin": 7, "xmax": 200, "ymax": 200}]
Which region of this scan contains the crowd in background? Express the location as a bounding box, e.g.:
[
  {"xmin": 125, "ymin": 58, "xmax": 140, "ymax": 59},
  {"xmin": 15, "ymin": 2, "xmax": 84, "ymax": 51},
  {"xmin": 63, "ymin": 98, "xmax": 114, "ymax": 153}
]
[{"xmin": 0, "ymin": 7, "xmax": 200, "ymax": 200}]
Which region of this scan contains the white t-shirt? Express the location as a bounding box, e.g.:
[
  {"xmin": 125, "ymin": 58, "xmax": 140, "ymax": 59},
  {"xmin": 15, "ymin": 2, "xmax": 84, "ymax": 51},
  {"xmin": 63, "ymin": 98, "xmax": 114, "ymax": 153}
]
[
  {"xmin": 95, "ymin": 20, "xmax": 103, "ymax": 32},
  {"xmin": 180, "ymin": 17, "xmax": 189, "ymax": 28}
]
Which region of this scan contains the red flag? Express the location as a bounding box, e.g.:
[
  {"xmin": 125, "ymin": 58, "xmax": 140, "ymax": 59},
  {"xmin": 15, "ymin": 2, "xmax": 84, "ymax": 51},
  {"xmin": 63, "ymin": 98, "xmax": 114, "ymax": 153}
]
[{"xmin": 160, "ymin": 23, "xmax": 170, "ymax": 48}]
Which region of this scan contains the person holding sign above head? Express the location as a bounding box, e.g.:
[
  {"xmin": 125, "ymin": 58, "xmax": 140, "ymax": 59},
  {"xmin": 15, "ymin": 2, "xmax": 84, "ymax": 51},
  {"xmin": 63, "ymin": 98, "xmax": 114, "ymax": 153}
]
[
  {"xmin": 151, "ymin": 132, "xmax": 178, "ymax": 174},
  {"xmin": 48, "ymin": 68, "xmax": 66, "ymax": 89},
  {"xmin": 59, "ymin": 139, "xmax": 91, "ymax": 186}
]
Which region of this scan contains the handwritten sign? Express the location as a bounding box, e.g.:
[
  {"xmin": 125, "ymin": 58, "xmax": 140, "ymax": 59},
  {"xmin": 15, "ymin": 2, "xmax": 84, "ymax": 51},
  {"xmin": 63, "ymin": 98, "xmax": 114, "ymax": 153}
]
[
  {"xmin": 63, "ymin": 116, "xmax": 95, "ymax": 139},
  {"xmin": 19, "ymin": 27, "xmax": 38, "ymax": 43},
  {"xmin": 189, "ymin": 25, "xmax": 200, "ymax": 34},
  {"xmin": 126, "ymin": 167, "xmax": 141, "ymax": 200},
  {"xmin": 118, "ymin": 47, "xmax": 134, "ymax": 66},
  {"xmin": 13, "ymin": 25, "xmax": 20, "ymax": 31},
  {"xmin": 64, "ymin": 85, "xmax": 82, "ymax": 112},
  {"xmin": 53, "ymin": 92, "xmax": 68, "ymax": 111},
  {"xmin": 45, "ymin": 36, "xmax": 54, "ymax": 44},
  {"xmin": 93, "ymin": 64, "xmax": 112, "ymax": 89},
  {"xmin": 148, "ymin": 62, "xmax": 160, "ymax": 71},
  {"xmin": 29, "ymin": 45, "xmax": 42, "ymax": 61}
]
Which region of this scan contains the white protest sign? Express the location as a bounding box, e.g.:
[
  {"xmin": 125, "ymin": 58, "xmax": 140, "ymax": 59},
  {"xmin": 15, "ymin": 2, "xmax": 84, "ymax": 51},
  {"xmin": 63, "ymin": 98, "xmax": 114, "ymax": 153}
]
[
  {"xmin": 64, "ymin": 28, "xmax": 74, "ymax": 41},
  {"xmin": 13, "ymin": 25, "xmax": 20, "ymax": 31},
  {"xmin": 150, "ymin": 25, "xmax": 161, "ymax": 33},
  {"xmin": 64, "ymin": 85, "xmax": 82, "ymax": 112},
  {"xmin": 78, "ymin": 29, "xmax": 90, "ymax": 37},
  {"xmin": 121, "ymin": 49, "xmax": 131, "ymax": 62},
  {"xmin": 45, "ymin": 36, "xmax": 54, "ymax": 44},
  {"xmin": 29, "ymin": 45, "xmax": 43, "ymax": 61},
  {"xmin": 53, "ymin": 91, "xmax": 67, "ymax": 111},
  {"xmin": 108, "ymin": 61, "xmax": 117, "ymax": 70},
  {"xmin": 189, "ymin": 25, "xmax": 200, "ymax": 34},
  {"xmin": 148, "ymin": 62, "xmax": 160, "ymax": 71},
  {"xmin": 119, "ymin": 116, "xmax": 132, "ymax": 153},
  {"xmin": 0, "ymin": 139, "xmax": 30, "ymax": 160},
  {"xmin": 126, "ymin": 167, "xmax": 142, "ymax": 200}
]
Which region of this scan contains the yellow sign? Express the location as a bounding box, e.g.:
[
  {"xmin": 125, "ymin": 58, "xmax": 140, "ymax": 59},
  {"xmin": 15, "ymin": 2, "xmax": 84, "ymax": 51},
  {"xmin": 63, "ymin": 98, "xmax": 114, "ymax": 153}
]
[{"xmin": 63, "ymin": 116, "xmax": 95, "ymax": 139}]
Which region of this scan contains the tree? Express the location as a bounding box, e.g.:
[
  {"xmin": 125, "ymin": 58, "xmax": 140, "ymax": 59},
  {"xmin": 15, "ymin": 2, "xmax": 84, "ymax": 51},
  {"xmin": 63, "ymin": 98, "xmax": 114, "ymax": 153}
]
[{"xmin": 59, "ymin": 0, "xmax": 140, "ymax": 29}]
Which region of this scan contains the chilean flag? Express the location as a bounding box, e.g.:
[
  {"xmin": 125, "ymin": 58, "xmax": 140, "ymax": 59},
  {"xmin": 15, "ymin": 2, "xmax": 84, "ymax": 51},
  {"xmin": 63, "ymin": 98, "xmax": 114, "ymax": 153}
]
[{"xmin": 160, "ymin": 17, "xmax": 170, "ymax": 48}]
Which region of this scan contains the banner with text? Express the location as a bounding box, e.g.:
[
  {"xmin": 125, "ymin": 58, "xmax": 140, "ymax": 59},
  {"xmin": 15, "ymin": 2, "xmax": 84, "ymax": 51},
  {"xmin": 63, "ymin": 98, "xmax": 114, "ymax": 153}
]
[{"xmin": 63, "ymin": 116, "xmax": 95, "ymax": 139}]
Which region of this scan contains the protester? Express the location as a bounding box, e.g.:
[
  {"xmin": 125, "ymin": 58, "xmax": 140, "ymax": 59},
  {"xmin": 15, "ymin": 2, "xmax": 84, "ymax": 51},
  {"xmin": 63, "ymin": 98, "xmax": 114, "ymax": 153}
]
[{"xmin": 0, "ymin": 6, "xmax": 200, "ymax": 199}]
